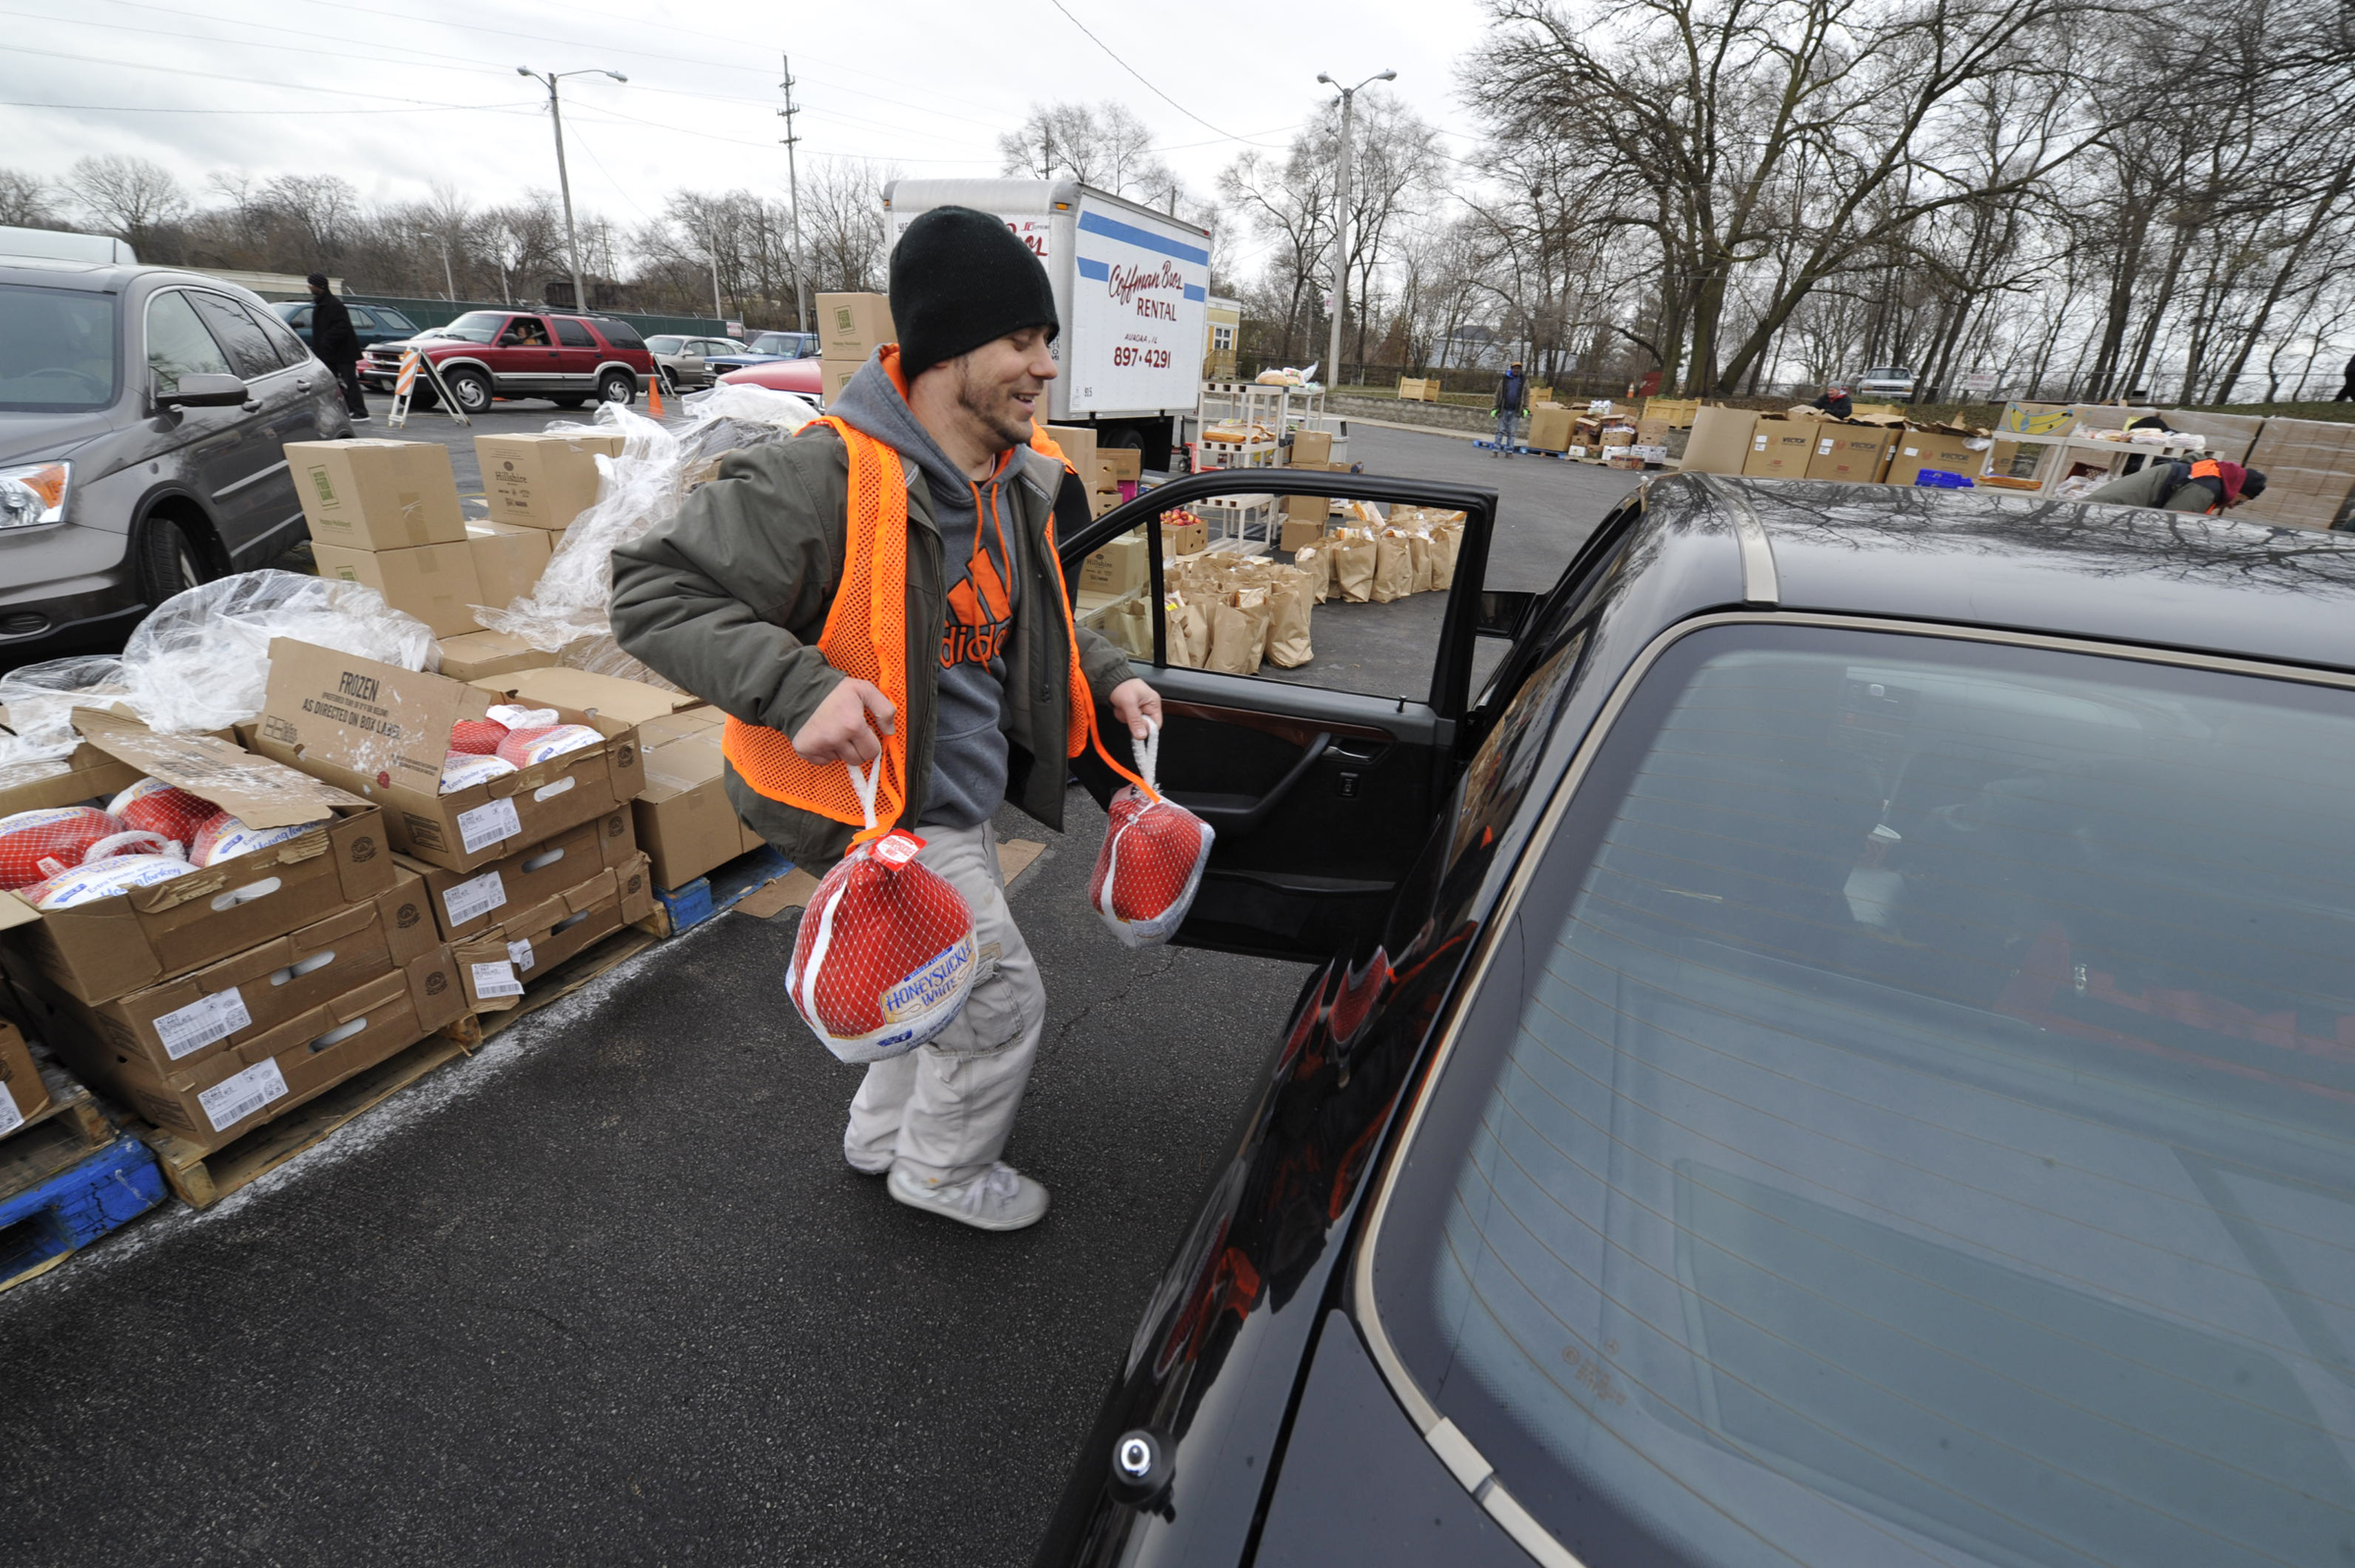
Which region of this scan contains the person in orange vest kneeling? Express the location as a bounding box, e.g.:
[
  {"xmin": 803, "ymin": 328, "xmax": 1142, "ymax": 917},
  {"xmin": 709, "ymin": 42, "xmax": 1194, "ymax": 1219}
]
[{"xmin": 610, "ymin": 207, "xmax": 1160, "ymax": 1232}]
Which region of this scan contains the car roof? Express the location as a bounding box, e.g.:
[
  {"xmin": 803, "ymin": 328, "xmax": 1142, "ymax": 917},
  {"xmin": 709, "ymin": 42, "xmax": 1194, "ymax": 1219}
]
[{"xmin": 1640, "ymin": 472, "xmax": 2355, "ymax": 676}]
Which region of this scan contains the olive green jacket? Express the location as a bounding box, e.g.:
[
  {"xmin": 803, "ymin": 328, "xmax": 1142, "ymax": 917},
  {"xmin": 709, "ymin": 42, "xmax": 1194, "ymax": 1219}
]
[{"xmin": 607, "ymin": 423, "xmax": 1132, "ymax": 869}]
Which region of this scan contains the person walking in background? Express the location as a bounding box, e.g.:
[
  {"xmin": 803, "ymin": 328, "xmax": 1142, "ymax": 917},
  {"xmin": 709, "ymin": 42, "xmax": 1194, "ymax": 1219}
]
[
  {"xmin": 1492, "ymin": 359, "xmax": 1528, "ymax": 456},
  {"xmin": 2335, "ymin": 353, "xmax": 2354, "ymax": 403},
  {"xmin": 609, "ymin": 208, "xmax": 1160, "ymax": 1233},
  {"xmin": 305, "ymin": 274, "xmax": 368, "ymax": 424}
]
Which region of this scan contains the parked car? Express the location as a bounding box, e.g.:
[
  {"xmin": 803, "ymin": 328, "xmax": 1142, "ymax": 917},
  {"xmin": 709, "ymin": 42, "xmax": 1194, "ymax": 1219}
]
[
  {"xmin": 0, "ymin": 241, "xmax": 348, "ymax": 657},
  {"xmin": 643, "ymin": 334, "xmax": 744, "ymax": 393},
  {"xmin": 702, "ymin": 330, "xmax": 817, "ymax": 375},
  {"xmin": 1852, "ymin": 364, "xmax": 1918, "ymax": 399},
  {"xmin": 358, "ymin": 310, "xmax": 653, "ymax": 413},
  {"xmin": 714, "ymin": 358, "xmax": 823, "ymax": 402},
  {"xmin": 1035, "ymin": 468, "xmax": 2355, "ymax": 1567},
  {"xmin": 270, "ymin": 299, "xmax": 418, "ymax": 354}
]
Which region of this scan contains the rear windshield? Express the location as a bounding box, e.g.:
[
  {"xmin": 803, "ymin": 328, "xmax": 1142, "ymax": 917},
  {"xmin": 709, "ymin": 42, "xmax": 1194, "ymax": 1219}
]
[
  {"xmin": 646, "ymin": 335, "xmax": 685, "ymax": 353},
  {"xmin": 592, "ymin": 318, "xmax": 645, "ymax": 349},
  {"xmin": 0, "ymin": 283, "xmax": 118, "ymax": 411},
  {"xmin": 1375, "ymin": 624, "xmax": 2355, "ymax": 1568},
  {"xmin": 423, "ymin": 311, "xmax": 503, "ymax": 343}
]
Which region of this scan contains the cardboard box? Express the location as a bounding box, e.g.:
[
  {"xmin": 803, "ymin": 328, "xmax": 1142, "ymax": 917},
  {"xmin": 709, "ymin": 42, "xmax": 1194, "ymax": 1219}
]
[
  {"xmin": 0, "ymin": 711, "xmax": 392, "ymax": 1007},
  {"xmin": 465, "ymin": 519, "xmax": 553, "ymax": 608},
  {"xmin": 285, "ymin": 440, "xmax": 466, "ymax": 551},
  {"xmin": 18, "ymin": 868, "xmax": 438, "ymax": 1076},
  {"xmin": 475, "ymin": 432, "xmax": 624, "ymax": 532},
  {"xmin": 1805, "ymin": 426, "xmax": 1899, "ymax": 484},
  {"xmin": 819, "ymin": 357, "xmax": 862, "ymax": 403},
  {"xmin": 397, "ymin": 809, "xmax": 638, "ymax": 942},
  {"xmin": 635, "ymin": 728, "xmax": 759, "ymax": 890},
  {"xmin": 251, "ymin": 641, "xmax": 646, "ymax": 873},
  {"xmin": 1683, "ymin": 414, "xmax": 1751, "ymax": 467},
  {"xmin": 2155, "ymin": 410, "xmax": 2262, "ymax": 465},
  {"xmin": 1885, "ymin": 428, "xmax": 1990, "ymax": 488},
  {"xmin": 816, "ymin": 292, "xmax": 895, "ymax": 358},
  {"xmin": 468, "ymin": 666, "xmax": 703, "ymax": 729},
  {"xmin": 2251, "ymin": 417, "xmax": 2355, "ymax": 470},
  {"xmin": 1280, "ymin": 519, "xmax": 1331, "ymax": 553},
  {"xmin": 434, "ymin": 629, "xmax": 557, "ymax": 683},
  {"xmin": 1290, "ymin": 430, "xmax": 1334, "ymax": 465},
  {"xmin": 0, "ymin": 706, "xmax": 157, "ymax": 819},
  {"xmin": 1079, "ymin": 533, "xmax": 1149, "ymax": 597},
  {"xmin": 1643, "ymin": 397, "xmax": 1701, "ymax": 429},
  {"xmin": 1046, "ymin": 424, "xmax": 1098, "ymax": 489},
  {"xmin": 1741, "ymin": 418, "xmax": 1817, "ymax": 479},
  {"xmin": 1097, "ymin": 448, "xmax": 1142, "ymax": 488},
  {"xmin": 454, "ymin": 854, "xmax": 654, "ymax": 1011},
  {"xmin": 38, "ymin": 954, "xmax": 464, "ymax": 1153},
  {"xmin": 1162, "ymin": 516, "xmax": 1208, "ymax": 555},
  {"xmin": 1526, "ymin": 406, "xmax": 1574, "ymax": 452},
  {"xmin": 0, "ymin": 1017, "xmax": 49, "ymax": 1132},
  {"xmin": 1995, "ymin": 401, "xmax": 2075, "ymax": 438},
  {"xmin": 311, "ymin": 541, "xmax": 484, "ymax": 638}
]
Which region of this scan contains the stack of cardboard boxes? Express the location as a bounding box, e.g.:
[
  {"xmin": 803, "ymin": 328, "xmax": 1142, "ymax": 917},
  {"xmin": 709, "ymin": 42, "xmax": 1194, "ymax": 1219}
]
[
  {"xmin": 2242, "ymin": 419, "xmax": 2355, "ymax": 531},
  {"xmin": 0, "ymin": 713, "xmax": 467, "ymax": 1154},
  {"xmin": 1680, "ymin": 406, "xmax": 1978, "ymax": 487},
  {"xmin": 246, "ymin": 644, "xmax": 658, "ymax": 1013},
  {"xmin": 287, "ymin": 439, "xmax": 483, "ymax": 637},
  {"xmin": 818, "ymin": 292, "xmax": 895, "ymax": 405},
  {"xmin": 1279, "ymin": 430, "xmax": 1343, "ymax": 550}
]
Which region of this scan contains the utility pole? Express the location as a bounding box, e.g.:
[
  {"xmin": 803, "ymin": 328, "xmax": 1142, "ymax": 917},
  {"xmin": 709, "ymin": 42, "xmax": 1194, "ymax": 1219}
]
[
  {"xmin": 1316, "ymin": 69, "xmax": 1394, "ymax": 391},
  {"xmin": 419, "ymin": 230, "xmax": 455, "ymax": 300},
  {"xmin": 710, "ymin": 246, "xmax": 725, "ymax": 327},
  {"xmin": 778, "ymin": 54, "xmax": 811, "ymax": 334},
  {"xmin": 519, "ymin": 66, "xmax": 626, "ymax": 314}
]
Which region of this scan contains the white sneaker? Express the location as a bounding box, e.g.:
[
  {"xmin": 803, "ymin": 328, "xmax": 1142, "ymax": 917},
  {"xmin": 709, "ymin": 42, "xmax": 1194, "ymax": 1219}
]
[
  {"xmin": 845, "ymin": 1145, "xmax": 893, "ymax": 1176},
  {"xmin": 350, "ymin": 414, "xmax": 372, "ymax": 423},
  {"xmin": 888, "ymin": 1162, "xmax": 1049, "ymax": 1231}
]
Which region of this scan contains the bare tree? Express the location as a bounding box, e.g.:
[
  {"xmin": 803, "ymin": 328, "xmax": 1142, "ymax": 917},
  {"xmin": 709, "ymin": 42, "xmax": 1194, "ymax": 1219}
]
[
  {"xmin": 0, "ymin": 168, "xmax": 57, "ymax": 229},
  {"xmin": 62, "ymin": 155, "xmax": 187, "ymax": 256},
  {"xmin": 998, "ymin": 102, "xmax": 1178, "ymax": 200}
]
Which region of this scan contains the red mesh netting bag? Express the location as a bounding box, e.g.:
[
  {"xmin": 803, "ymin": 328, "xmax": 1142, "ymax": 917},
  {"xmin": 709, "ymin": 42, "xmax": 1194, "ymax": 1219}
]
[
  {"xmin": 786, "ymin": 760, "xmax": 977, "ymax": 1064},
  {"xmin": 0, "ymin": 807, "xmax": 129, "ymax": 891},
  {"xmin": 1089, "ymin": 724, "xmax": 1213, "ymax": 950}
]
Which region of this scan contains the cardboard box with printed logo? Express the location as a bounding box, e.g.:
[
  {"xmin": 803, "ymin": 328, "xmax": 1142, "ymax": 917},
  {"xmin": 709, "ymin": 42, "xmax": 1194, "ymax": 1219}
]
[
  {"xmin": 1741, "ymin": 418, "xmax": 1817, "ymax": 479},
  {"xmin": 819, "ymin": 358, "xmax": 862, "ymax": 404},
  {"xmin": 433, "ymin": 629, "xmax": 557, "ymax": 683},
  {"xmin": 0, "ymin": 1018, "xmax": 50, "ymax": 1133},
  {"xmin": 285, "ymin": 439, "xmax": 466, "ymax": 551},
  {"xmin": 1805, "ymin": 426, "xmax": 1899, "ymax": 484},
  {"xmin": 1885, "ymin": 427, "xmax": 1990, "ymax": 488},
  {"xmin": 311, "ymin": 541, "xmax": 484, "ymax": 638},
  {"xmin": 816, "ymin": 292, "xmax": 896, "ymax": 358},
  {"xmin": 454, "ymin": 854, "xmax": 655, "ymax": 1012},
  {"xmin": 465, "ymin": 519, "xmax": 553, "ymax": 608},
  {"xmin": 1079, "ymin": 533, "xmax": 1149, "ymax": 597},
  {"xmin": 250, "ymin": 641, "xmax": 646, "ymax": 874},
  {"xmin": 0, "ymin": 711, "xmax": 394, "ymax": 1008},
  {"xmin": 474, "ymin": 432, "xmax": 625, "ymax": 532},
  {"xmin": 5, "ymin": 867, "xmax": 438, "ymax": 1078},
  {"xmin": 32, "ymin": 952, "xmax": 465, "ymax": 1155},
  {"xmin": 397, "ymin": 810, "xmax": 639, "ymax": 943}
]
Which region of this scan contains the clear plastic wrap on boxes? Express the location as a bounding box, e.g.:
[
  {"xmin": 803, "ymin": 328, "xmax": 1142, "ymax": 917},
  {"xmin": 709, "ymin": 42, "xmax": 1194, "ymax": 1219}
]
[
  {"xmin": 477, "ymin": 388, "xmax": 817, "ymax": 654},
  {"xmin": 0, "ymin": 655, "xmax": 131, "ymax": 787}
]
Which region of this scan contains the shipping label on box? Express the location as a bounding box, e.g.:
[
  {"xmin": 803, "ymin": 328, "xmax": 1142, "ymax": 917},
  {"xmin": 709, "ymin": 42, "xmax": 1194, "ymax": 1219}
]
[
  {"xmin": 454, "ymin": 854, "xmax": 654, "ymax": 1012},
  {"xmin": 1805, "ymin": 427, "xmax": 1899, "ymax": 484},
  {"xmin": 285, "ymin": 440, "xmax": 466, "ymax": 551},
  {"xmin": 397, "ymin": 809, "xmax": 636, "ymax": 942},
  {"xmin": 816, "ymin": 292, "xmax": 896, "ymax": 357},
  {"xmin": 311, "ymin": 540, "xmax": 484, "ymax": 639},
  {"xmin": 251, "ymin": 640, "xmax": 645, "ymax": 873},
  {"xmin": 465, "ymin": 520, "xmax": 554, "ymax": 608},
  {"xmin": 1741, "ymin": 419, "xmax": 1817, "ymax": 479},
  {"xmin": 475, "ymin": 433, "xmax": 623, "ymax": 532}
]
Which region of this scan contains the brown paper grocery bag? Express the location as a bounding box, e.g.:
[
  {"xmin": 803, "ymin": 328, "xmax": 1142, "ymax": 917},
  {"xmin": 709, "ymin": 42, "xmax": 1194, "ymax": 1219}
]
[
  {"xmin": 1164, "ymin": 596, "xmax": 1208, "ymax": 667},
  {"xmin": 1428, "ymin": 523, "xmax": 1460, "ymax": 590},
  {"xmin": 1402, "ymin": 533, "xmax": 1435, "ymax": 594},
  {"xmin": 1266, "ymin": 576, "xmax": 1313, "ymax": 667},
  {"xmin": 1206, "ymin": 588, "xmax": 1268, "ymax": 675},
  {"xmin": 1334, "ymin": 535, "xmax": 1377, "ymax": 602},
  {"xmin": 1113, "ymin": 596, "xmax": 1153, "ymax": 656},
  {"xmin": 1372, "ymin": 536, "xmax": 1413, "ymax": 602},
  {"xmin": 1294, "ymin": 545, "xmax": 1332, "ymax": 602}
]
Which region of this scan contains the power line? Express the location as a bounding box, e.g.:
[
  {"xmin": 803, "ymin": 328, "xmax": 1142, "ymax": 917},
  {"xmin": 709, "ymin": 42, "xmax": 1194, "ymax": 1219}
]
[
  {"xmin": 0, "ymin": 98, "xmax": 539, "ymax": 116},
  {"xmin": 1038, "ymin": 0, "xmax": 1286, "ymax": 148}
]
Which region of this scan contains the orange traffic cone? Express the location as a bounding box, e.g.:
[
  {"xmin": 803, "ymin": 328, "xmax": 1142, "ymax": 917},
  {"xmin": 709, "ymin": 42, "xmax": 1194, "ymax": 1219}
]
[{"xmin": 647, "ymin": 375, "xmax": 666, "ymax": 419}]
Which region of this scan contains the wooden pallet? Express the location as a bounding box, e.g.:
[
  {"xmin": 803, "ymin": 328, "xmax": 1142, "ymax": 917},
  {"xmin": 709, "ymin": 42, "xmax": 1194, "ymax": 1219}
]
[
  {"xmin": 0, "ymin": 1136, "xmax": 169, "ymax": 1293},
  {"xmin": 654, "ymin": 845, "xmax": 794, "ymax": 934},
  {"xmin": 443, "ymin": 913, "xmax": 670, "ymax": 1051},
  {"xmin": 0, "ymin": 1059, "xmax": 117, "ymax": 1206}
]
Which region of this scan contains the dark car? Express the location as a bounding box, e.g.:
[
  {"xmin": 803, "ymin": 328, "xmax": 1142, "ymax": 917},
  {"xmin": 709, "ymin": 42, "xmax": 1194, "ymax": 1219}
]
[
  {"xmin": 1037, "ymin": 468, "xmax": 2355, "ymax": 1567},
  {"xmin": 703, "ymin": 329, "xmax": 817, "ymax": 376},
  {"xmin": 358, "ymin": 310, "xmax": 654, "ymax": 414},
  {"xmin": 270, "ymin": 298, "xmax": 418, "ymax": 354},
  {"xmin": 0, "ymin": 246, "xmax": 348, "ymax": 658}
]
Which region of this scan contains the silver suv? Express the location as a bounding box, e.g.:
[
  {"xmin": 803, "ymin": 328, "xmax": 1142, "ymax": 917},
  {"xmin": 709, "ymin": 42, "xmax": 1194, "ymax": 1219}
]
[{"xmin": 0, "ymin": 236, "xmax": 347, "ymax": 660}]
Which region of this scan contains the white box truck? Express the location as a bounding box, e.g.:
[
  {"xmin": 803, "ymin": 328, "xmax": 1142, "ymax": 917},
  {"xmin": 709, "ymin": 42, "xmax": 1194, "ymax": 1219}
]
[{"xmin": 882, "ymin": 178, "xmax": 1210, "ymax": 470}]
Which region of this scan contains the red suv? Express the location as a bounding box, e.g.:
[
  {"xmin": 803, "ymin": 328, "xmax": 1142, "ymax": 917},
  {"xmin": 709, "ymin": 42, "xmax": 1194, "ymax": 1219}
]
[{"xmin": 360, "ymin": 310, "xmax": 654, "ymax": 413}]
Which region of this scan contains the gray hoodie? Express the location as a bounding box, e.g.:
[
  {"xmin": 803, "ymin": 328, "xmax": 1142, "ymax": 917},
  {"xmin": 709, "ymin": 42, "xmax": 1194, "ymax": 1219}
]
[{"xmin": 829, "ymin": 360, "xmax": 1020, "ymax": 829}]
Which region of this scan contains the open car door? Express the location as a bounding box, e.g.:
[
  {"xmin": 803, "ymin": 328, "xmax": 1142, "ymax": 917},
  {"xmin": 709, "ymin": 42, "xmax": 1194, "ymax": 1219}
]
[{"xmin": 1058, "ymin": 466, "xmax": 1498, "ymax": 963}]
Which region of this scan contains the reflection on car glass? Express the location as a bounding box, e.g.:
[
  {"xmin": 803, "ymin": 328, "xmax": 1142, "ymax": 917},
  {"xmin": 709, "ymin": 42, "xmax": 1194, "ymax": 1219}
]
[
  {"xmin": 145, "ymin": 290, "xmax": 232, "ymax": 393},
  {"xmin": 1395, "ymin": 632, "xmax": 2355, "ymax": 1568},
  {"xmin": 0, "ymin": 285, "xmax": 118, "ymax": 411}
]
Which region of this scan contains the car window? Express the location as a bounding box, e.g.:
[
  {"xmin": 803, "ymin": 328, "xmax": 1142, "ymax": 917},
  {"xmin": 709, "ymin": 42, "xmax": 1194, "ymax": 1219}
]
[
  {"xmin": 553, "ymin": 319, "xmax": 595, "ymax": 348},
  {"xmin": 1373, "ymin": 622, "xmax": 2355, "ymax": 1568},
  {"xmin": 245, "ymin": 301, "xmax": 313, "ymax": 371},
  {"xmin": 594, "ymin": 318, "xmax": 646, "ymax": 350},
  {"xmin": 646, "ymin": 335, "xmax": 684, "ymax": 354},
  {"xmin": 347, "ymin": 307, "xmax": 380, "ymax": 332},
  {"xmin": 187, "ymin": 291, "xmax": 282, "ymax": 381},
  {"xmin": 378, "ymin": 309, "xmax": 416, "ymax": 334},
  {"xmin": 498, "ymin": 316, "xmax": 551, "ymax": 347},
  {"xmin": 0, "ymin": 282, "xmax": 118, "ymax": 412},
  {"xmin": 145, "ymin": 289, "xmax": 234, "ymax": 392},
  {"xmin": 287, "ymin": 305, "xmax": 314, "ymax": 330}
]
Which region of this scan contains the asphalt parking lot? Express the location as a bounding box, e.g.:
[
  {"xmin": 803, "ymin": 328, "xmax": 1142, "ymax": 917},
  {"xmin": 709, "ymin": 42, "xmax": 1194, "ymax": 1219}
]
[{"xmin": 0, "ymin": 406, "xmax": 1637, "ymax": 1567}]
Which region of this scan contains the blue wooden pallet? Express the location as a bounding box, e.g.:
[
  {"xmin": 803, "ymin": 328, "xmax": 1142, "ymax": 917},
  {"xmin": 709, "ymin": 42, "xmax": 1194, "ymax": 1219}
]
[
  {"xmin": 0, "ymin": 1137, "xmax": 168, "ymax": 1293},
  {"xmin": 654, "ymin": 845, "xmax": 795, "ymax": 933}
]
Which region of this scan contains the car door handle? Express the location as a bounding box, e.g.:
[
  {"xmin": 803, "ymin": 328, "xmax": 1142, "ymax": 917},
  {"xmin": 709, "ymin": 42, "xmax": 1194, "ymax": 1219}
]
[{"xmin": 1167, "ymin": 731, "xmax": 1330, "ymax": 838}]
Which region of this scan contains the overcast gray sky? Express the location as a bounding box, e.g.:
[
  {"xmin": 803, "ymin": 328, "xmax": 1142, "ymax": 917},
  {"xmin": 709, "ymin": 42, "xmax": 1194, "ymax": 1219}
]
[{"xmin": 7, "ymin": 0, "xmax": 1492, "ymax": 252}]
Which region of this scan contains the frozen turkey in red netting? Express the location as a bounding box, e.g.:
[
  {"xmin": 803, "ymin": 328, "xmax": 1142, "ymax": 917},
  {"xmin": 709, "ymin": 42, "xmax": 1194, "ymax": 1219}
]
[
  {"xmin": 496, "ymin": 724, "xmax": 603, "ymax": 768},
  {"xmin": 107, "ymin": 777, "xmax": 220, "ymax": 846},
  {"xmin": 0, "ymin": 807, "xmax": 128, "ymax": 890},
  {"xmin": 191, "ymin": 813, "xmax": 327, "ymax": 867},
  {"xmin": 22, "ymin": 854, "xmax": 198, "ymax": 910},
  {"xmin": 447, "ymin": 718, "xmax": 508, "ymax": 756},
  {"xmin": 1088, "ymin": 725, "xmax": 1213, "ymax": 949},
  {"xmin": 786, "ymin": 829, "xmax": 977, "ymax": 1064}
]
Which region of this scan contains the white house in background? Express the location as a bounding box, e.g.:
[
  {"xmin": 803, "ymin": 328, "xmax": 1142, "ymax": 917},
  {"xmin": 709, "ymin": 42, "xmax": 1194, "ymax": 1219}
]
[{"xmin": 1438, "ymin": 325, "xmax": 1531, "ymax": 374}]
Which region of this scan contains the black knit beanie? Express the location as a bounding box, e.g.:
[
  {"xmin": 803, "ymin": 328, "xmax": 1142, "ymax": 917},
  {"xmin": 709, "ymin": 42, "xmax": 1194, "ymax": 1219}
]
[{"xmin": 889, "ymin": 206, "xmax": 1059, "ymax": 377}]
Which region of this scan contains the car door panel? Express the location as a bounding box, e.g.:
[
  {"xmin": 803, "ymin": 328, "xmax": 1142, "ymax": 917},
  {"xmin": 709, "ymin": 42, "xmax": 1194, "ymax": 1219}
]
[
  {"xmin": 143, "ymin": 288, "xmax": 274, "ymax": 544},
  {"xmin": 551, "ymin": 318, "xmax": 600, "ymax": 391},
  {"xmin": 1060, "ymin": 467, "xmax": 1498, "ymax": 962}
]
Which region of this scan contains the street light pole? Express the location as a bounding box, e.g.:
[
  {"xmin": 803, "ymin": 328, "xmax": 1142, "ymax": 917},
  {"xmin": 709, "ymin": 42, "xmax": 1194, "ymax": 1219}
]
[
  {"xmin": 418, "ymin": 232, "xmax": 454, "ymax": 300},
  {"xmin": 1315, "ymin": 69, "xmax": 1393, "ymax": 392},
  {"xmin": 518, "ymin": 66, "xmax": 627, "ymax": 314}
]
